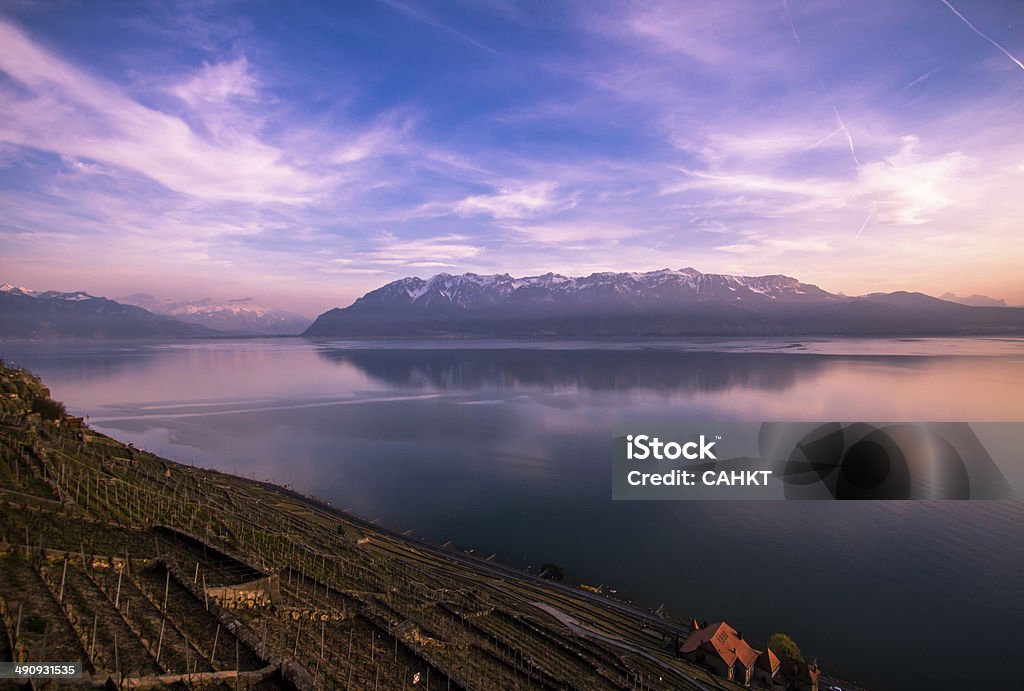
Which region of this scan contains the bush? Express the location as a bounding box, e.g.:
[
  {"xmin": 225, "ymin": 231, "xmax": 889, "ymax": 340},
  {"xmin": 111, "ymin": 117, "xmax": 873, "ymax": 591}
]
[
  {"xmin": 539, "ymin": 563, "xmax": 566, "ymax": 582},
  {"xmin": 31, "ymin": 397, "xmax": 67, "ymax": 421}
]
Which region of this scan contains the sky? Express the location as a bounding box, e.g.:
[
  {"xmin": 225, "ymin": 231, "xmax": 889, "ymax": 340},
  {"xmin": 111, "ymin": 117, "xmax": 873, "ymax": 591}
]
[{"xmin": 1, "ymin": 0, "xmax": 1023, "ymax": 315}]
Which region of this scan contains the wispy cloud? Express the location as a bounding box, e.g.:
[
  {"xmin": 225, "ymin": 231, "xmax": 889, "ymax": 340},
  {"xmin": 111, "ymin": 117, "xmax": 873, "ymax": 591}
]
[
  {"xmin": 171, "ymin": 57, "xmax": 258, "ymax": 107},
  {"xmin": 341, "ymin": 233, "xmax": 485, "ymax": 270},
  {"xmin": 0, "ymin": 20, "xmax": 317, "ymax": 203},
  {"xmin": 330, "ymin": 121, "xmax": 411, "ymax": 165},
  {"xmin": 667, "ymin": 133, "xmax": 976, "ymax": 228},
  {"xmin": 1, "ymin": 1, "xmax": 1023, "ymax": 308},
  {"xmin": 451, "ymin": 182, "xmax": 571, "ymax": 219},
  {"xmin": 857, "ymin": 135, "xmax": 971, "ymax": 225},
  {"xmin": 501, "ymin": 219, "xmax": 646, "ymax": 245}
]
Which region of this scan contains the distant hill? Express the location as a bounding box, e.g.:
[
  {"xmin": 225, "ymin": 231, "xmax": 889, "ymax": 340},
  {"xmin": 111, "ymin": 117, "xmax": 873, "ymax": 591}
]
[
  {"xmin": 939, "ymin": 292, "xmax": 1008, "ymax": 308},
  {"xmin": 119, "ymin": 293, "xmax": 311, "ymax": 335},
  {"xmin": 0, "ymin": 284, "xmax": 215, "ymax": 339},
  {"xmin": 304, "ymin": 269, "xmax": 1024, "ymax": 338}
]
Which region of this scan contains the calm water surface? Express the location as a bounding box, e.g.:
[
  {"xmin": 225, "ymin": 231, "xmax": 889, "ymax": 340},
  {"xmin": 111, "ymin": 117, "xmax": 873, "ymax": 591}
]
[{"xmin": 3, "ymin": 338, "xmax": 1023, "ymax": 691}]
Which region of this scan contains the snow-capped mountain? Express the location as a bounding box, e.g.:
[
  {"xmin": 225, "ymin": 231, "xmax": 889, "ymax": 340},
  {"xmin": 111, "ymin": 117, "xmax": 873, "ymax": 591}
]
[
  {"xmin": 304, "ymin": 268, "xmax": 1024, "ymax": 338},
  {"xmin": 0, "ymin": 284, "xmax": 213, "ymax": 339},
  {"xmin": 118, "ymin": 294, "xmax": 310, "ymax": 335},
  {"xmin": 1, "ymin": 283, "xmax": 103, "ymax": 302},
  {"xmin": 0, "ymin": 284, "xmax": 37, "ymax": 297},
  {"xmin": 350, "ymin": 268, "xmax": 832, "ymax": 311}
]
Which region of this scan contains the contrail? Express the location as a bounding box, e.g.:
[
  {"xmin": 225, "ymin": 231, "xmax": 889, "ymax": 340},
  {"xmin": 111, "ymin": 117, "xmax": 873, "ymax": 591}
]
[
  {"xmin": 378, "ymin": 0, "xmax": 501, "ymax": 56},
  {"xmin": 939, "ymin": 0, "xmax": 1024, "ymax": 72},
  {"xmin": 855, "ymin": 212, "xmax": 873, "ymax": 240},
  {"xmin": 831, "ymin": 104, "xmax": 861, "ymax": 167},
  {"xmin": 782, "ymin": 0, "xmax": 801, "ymax": 46},
  {"xmin": 806, "ymin": 125, "xmax": 843, "ymax": 150},
  {"xmin": 901, "ymin": 65, "xmax": 943, "ymax": 90}
]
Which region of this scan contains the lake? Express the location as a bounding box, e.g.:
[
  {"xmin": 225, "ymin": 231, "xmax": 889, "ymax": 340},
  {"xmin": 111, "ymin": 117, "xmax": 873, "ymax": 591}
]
[{"xmin": 3, "ymin": 337, "xmax": 1023, "ymax": 690}]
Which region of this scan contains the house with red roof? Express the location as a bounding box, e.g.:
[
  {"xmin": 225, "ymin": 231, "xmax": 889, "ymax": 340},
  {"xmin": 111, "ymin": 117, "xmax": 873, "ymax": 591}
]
[
  {"xmin": 680, "ymin": 620, "xmax": 760, "ymax": 686},
  {"xmin": 681, "ymin": 620, "xmax": 821, "ymax": 690}
]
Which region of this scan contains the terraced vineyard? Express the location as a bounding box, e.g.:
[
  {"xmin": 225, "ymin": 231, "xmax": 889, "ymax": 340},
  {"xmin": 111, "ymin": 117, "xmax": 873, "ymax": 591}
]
[{"xmin": 0, "ymin": 363, "xmax": 740, "ymax": 690}]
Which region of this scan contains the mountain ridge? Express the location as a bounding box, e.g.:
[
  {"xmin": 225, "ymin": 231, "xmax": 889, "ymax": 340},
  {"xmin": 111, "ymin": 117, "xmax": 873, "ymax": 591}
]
[
  {"xmin": 346, "ymin": 268, "xmax": 833, "ymax": 312},
  {"xmin": 939, "ymin": 292, "xmax": 1008, "ymax": 308},
  {"xmin": 5, "ymin": 273, "xmax": 1023, "ymax": 339},
  {"xmin": 304, "ymin": 268, "xmax": 1024, "ymax": 338},
  {"xmin": 0, "ymin": 284, "xmax": 216, "ymax": 339},
  {"xmin": 118, "ymin": 293, "xmax": 311, "ymax": 335}
]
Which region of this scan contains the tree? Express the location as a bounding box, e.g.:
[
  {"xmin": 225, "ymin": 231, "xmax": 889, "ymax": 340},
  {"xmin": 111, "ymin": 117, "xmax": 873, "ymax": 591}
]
[
  {"xmin": 538, "ymin": 563, "xmax": 566, "ymax": 582},
  {"xmin": 767, "ymin": 632, "xmax": 803, "ymax": 661}
]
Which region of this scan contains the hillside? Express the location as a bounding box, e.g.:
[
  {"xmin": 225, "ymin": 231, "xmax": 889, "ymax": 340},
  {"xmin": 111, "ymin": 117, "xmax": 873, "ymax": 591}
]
[
  {"xmin": 0, "ymin": 285, "xmax": 214, "ymax": 340},
  {"xmin": 0, "ymin": 362, "xmax": 756, "ymax": 690}
]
